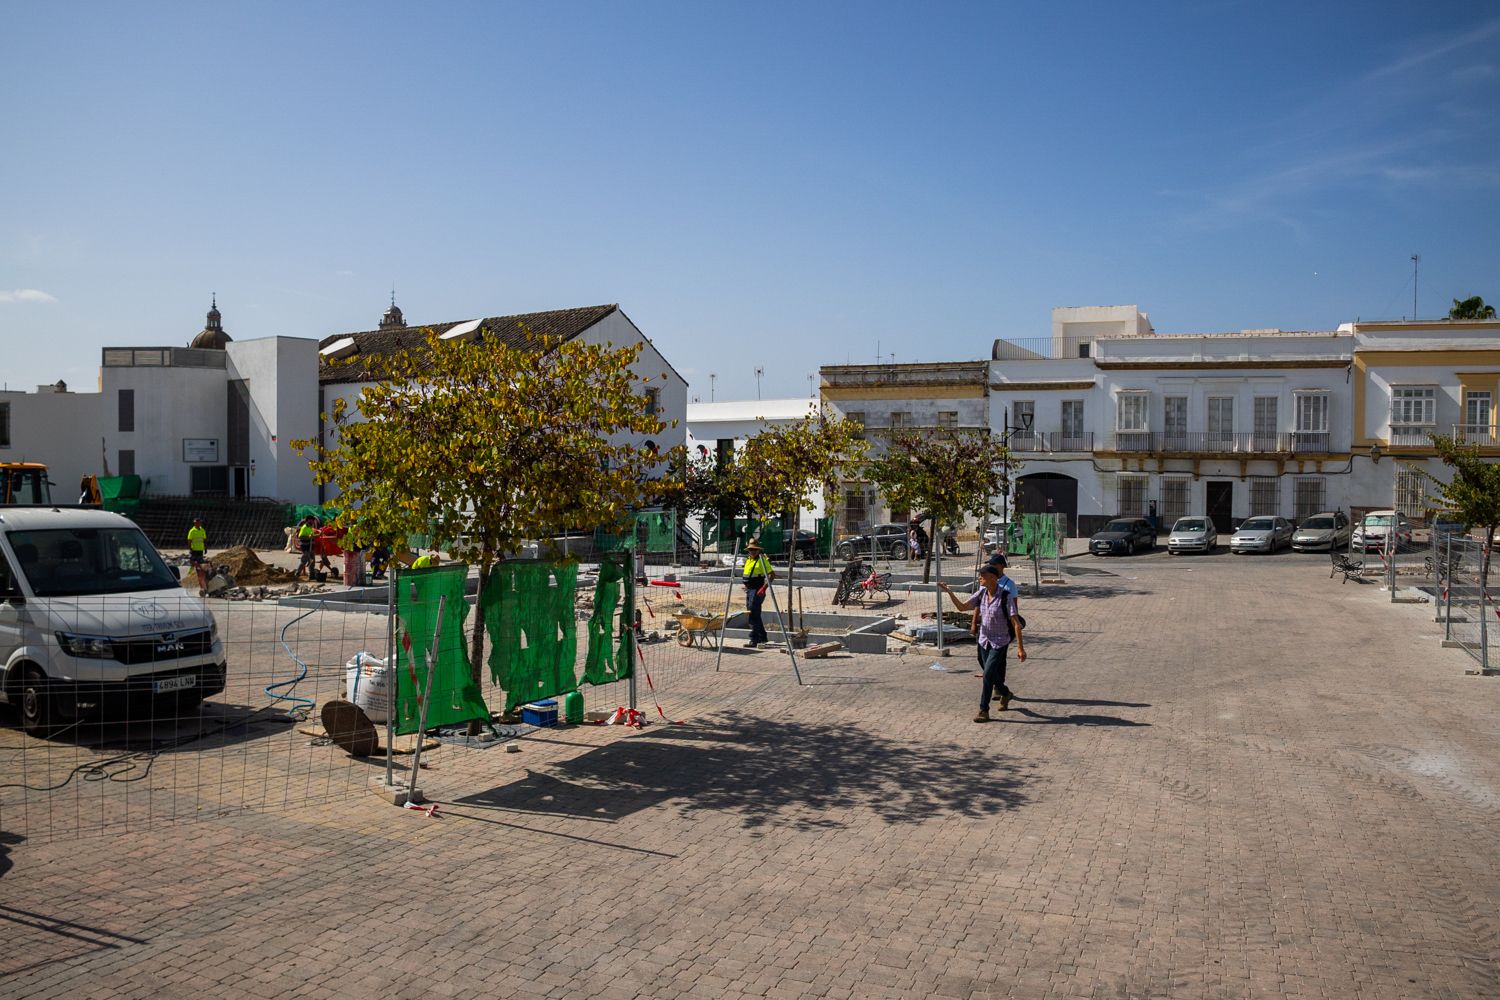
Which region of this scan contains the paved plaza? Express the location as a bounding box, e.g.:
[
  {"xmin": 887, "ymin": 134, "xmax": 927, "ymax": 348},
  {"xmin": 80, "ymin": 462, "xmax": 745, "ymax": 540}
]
[{"xmin": 3, "ymin": 548, "xmax": 1498, "ymax": 999}]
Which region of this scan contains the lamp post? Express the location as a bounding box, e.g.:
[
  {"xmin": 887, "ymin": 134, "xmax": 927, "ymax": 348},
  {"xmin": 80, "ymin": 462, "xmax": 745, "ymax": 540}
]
[{"xmin": 997, "ymin": 408, "xmax": 1034, "ymax": 551}]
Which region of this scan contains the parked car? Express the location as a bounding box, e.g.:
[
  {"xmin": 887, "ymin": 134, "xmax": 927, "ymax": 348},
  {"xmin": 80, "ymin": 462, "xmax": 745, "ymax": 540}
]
[
  {"xmin": 1291, "ymin": 511, "xmax": 1352, "ymax": 552},
  {"xmin": 834, "ymin": 523, "xmax": 910, "ymax": 561},
  {"xmin": 1089, "ymin": 518, "xmax": 1156, "ymax": 556},
  {"xmin": 1230, "ymin": 516, "xmax": 1294, "ymax": 554},
  {"xmin": 1351, "ymin": 510, "xmax": 1413, "ymax": 552},
  {"xmin": 1167, "ymin": 517, "xmax": 1217, "ymax": 554},
  {"xmin": 1430, "ymin": 512, "xmax": 1469, "ymax": 540},
  {"xmin": 787, "ymin": 529, "xmax": 817, "ymax": 560},
  {"xmin": 0, "ymin": 506, "xmax": 227, "ymax": 735}
]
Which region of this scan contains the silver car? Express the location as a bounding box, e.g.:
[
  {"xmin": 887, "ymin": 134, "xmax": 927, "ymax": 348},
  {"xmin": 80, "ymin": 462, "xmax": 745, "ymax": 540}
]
[
  {"xmin": 1230, "ymin": 516, "xmax": 1294, "ymax": 554},
  {"xmin": 1291, "ymin": 511, "xmax": 1351, "ymax": 552},
  {"xmin": 1167, "ymin": 517, "xmax": 1217, "ymax": 554}
]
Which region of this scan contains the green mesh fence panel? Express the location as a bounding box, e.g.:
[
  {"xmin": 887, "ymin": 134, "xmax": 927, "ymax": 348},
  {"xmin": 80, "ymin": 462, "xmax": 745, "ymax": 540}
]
[
  {"xmin": 814, "ymin": 517, "xmax": 833, "ymax": 558},
  {"xmin": 393, "ymin": 563, "xmax": 490, "ymax": 736},
  {"xmin": 481, "ymin": 560, "xmax": 581, "ymax": 711},
  {"xmin": 636, "ymin": 511, "xmax": 677, "ymax": 553},
  {"xmin": 583, "ymin": 554, "xmax": 634, "ymax": 687},
  {"xmin": 1006, "ymin": 514, "xmax": 1060, "ymax": 558},
  {"xmin": 732, "ymin": 518, "xmax": 784, "ymax": 554}
]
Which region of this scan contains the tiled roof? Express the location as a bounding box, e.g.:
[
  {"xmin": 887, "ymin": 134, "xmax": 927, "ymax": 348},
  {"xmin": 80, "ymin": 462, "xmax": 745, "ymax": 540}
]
[{"xmin": 318, "ymin": 304, "xmax": 619, "ymax": 384}]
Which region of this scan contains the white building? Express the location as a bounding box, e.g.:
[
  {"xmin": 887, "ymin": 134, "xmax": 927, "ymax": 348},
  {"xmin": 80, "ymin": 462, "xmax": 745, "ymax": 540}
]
[
  {"xmin": 685, "ymin": 398, "xmax": 824, "ymax": 536},
  {"xmin": 0, "ymin": 302, "xmax": 320, "ymax": 504},
  {"xmin": 317, "ymin": 302, "xmax": 689, "ymax": 505}
]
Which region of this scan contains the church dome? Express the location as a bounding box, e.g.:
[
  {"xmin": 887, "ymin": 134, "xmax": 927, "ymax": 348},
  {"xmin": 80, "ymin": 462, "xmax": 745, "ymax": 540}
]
[{"xmin": 190, "ymin": 295, "xmax": 232, "ymax": 350}]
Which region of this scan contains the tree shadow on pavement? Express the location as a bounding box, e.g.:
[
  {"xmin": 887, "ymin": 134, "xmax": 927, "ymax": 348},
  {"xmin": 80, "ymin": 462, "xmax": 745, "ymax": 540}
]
[{"xmin": 455, "ymin": 710, "xmax": 1033, "ymax": 831}]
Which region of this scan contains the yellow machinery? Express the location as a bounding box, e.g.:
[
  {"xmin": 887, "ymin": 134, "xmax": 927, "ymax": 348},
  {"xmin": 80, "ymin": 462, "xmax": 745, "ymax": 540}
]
[{"xmin": 1, "ymin": 462, "xmax": 53, "ymax": 505}]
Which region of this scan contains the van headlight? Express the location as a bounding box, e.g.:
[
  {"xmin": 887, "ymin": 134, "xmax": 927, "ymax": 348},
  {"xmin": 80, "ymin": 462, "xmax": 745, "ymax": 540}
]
[{"xmin": 56, "ymin": 632, "xmax": 115, "ymax": 658}]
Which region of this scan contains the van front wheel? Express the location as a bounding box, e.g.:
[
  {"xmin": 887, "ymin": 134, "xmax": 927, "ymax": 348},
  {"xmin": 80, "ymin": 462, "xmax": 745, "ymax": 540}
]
[{"xmin": 19, "ymin": 665, "xmax": 55, "ymax": 738}]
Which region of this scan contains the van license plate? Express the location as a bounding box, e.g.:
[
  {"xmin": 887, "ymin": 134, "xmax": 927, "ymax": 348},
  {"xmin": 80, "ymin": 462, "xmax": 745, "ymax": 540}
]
[{"xmin": 154, "ymin": 675, "xmax": 196, "ymax": 694}]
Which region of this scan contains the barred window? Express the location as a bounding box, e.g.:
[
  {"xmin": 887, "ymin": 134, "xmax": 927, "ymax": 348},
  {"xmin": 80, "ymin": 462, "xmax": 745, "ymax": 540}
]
[
  {"xmin": 1160, "ymin": 478, "xmax": 1190, "ymax": 524},
  {"xmin": 1248, "ymin": 476, "xmax": 1280, "ymax": 516},
  {"xmin": 842, "ymin": 487, "xmax": 867, "ymax": 532},
  {"xmin": 1395, "ymin": 467, "xmax": 1425, "ymax": 517},
  {"xmin": 1292, "ymin": 477, "xmax": 1326, "ymax": 521},
  {"xmin": 1118, "ymin": 475, "xmax": 1148, "ymax": 515}
]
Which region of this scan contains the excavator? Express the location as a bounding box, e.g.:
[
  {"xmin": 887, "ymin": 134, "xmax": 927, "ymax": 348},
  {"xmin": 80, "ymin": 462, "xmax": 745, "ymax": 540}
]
[{"xmin": 1, "ymin": 461, "xmax": 52, "ymax": 505}]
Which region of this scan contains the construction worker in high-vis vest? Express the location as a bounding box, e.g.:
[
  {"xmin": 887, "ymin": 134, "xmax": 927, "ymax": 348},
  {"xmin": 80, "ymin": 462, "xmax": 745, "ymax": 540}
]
[{"xmin": 741, "ymin": 538, "xmax": 775, "ymax": 648}]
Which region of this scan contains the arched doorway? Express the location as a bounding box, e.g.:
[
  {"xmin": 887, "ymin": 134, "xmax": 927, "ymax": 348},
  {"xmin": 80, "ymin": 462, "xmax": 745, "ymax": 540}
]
[{"xmin": 1015, "ymin": 472, "xmax": 1080, "ymax": 536}]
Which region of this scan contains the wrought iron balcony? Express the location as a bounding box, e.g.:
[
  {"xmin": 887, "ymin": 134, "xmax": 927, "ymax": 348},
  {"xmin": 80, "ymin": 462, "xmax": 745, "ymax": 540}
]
[
  {"xmin": 1453, "ymin": 423, "xmax": 1498, "ymax": 446},
  {"xmin": 1105, "ymin": 431, "xmax": 1344, "ymax": 455},
  {"xmin": 1388, "ymin": 426, "xmax": 1435, "ymax": 447},
  {"xmin": 1006, "ymin": 431, "xmax": 1094, "ymax": 453}
]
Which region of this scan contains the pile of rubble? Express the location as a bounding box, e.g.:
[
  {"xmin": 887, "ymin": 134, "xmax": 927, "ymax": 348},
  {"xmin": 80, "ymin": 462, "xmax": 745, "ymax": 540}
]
[{"xmin": 218, "ymin": 582, "xmax": 333, "ymax": 602}]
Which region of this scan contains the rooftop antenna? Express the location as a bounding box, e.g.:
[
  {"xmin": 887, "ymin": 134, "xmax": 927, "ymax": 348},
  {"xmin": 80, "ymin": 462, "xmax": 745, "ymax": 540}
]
[
  {"xmin": 807, "ymin": 373, "xmax": 814, "ymax": 398},
  {"xmin": 1411, "ymin": 254, "xmax": 1419, "ymax": 319},
  {"xmin": 709, "ymin": 373, "xmax": 716, "ymax": 402},
  {"xmin": 754, "ymin": 366, "xmax": 764, "ymax": 400}
]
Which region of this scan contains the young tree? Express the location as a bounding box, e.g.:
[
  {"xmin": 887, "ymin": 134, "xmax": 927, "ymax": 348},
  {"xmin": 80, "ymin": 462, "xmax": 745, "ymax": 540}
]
[
  {"xmin": 1448, "ymin": 296, "xmax": 1497, "ymax": 320},
  {"xmin": 1412, "ymin": 434, "xmax": 1500, "ymax": 590},
  {"xmin": 728, "ymin": 410, "xmax": 868, "ymax": 610},
  {"xmin": 294, "ymin": 326, "xmax": 668, "ymax": 726},
  {"xmin": 863, "ymin": 429, "xmax": 1019, "ymax": 582}
]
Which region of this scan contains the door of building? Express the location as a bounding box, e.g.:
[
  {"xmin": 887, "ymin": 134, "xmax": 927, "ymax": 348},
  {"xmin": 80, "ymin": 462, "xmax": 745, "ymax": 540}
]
[
  {"xmin": 1015, "ymin": 473, "xmax": 1079, "ymax": 536},
  {"xmin": 1206, "ymin": 480, "xmax": 1234, "ymax": 533}
]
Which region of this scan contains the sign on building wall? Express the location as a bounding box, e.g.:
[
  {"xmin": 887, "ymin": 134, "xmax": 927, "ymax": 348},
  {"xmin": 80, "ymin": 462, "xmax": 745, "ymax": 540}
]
[{"xmin": 182, "ymin": 438, "xmax": 220, "ymax": 463}]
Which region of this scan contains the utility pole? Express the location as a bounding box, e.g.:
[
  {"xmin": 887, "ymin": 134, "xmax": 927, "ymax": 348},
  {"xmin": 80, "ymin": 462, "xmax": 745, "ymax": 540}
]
[
  {"xmin": 755, "ymin": 367, "xmax": 764, "ymax": 400},
  {"xmin": 709, "ymin": 373, "xmax": 716, "ymax": 402},
  {"xmin": 1411, "ymin": 253, "xmax": 1420, "ymax": 319}
]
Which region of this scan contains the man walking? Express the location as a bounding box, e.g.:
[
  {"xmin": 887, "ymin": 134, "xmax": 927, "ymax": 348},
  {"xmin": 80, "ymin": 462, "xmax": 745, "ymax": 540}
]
[
  {"xmin": 742, "ymin": 538, "xmax": 774, "ymax": 648},
  {"xmin": 294, "ymin": 516, "xmax": 318, "ymax": 580},
  {"xmin": 940, "ymin": 564, "xmax": 1025, "ymax": 722},
  {"xmin": 187, "ymin": 517, "xmax": 209, "ymax": 596}
]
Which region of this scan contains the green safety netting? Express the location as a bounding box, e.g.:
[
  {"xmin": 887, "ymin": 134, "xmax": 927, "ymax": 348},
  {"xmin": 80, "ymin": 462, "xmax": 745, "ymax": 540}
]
[
  {"xmin": 731, "ymin": 518, "xmax": 784, "ymax": 554},
  {"xmin": 636, "ymin": 510, "xmax": 677, "ymax": 553},
  {"xmin": 289, "ymin": 504, "xmax": 340, "ymax": 526},
  {"xmin": 392, "ymin": 563, "xmax": 490, "ymax": 735},
  {"xmin": 814, "ymin": 517, "xmax": 833, "ymax": 558},
  {"xmin": 583, "ymin": 555, "xmax": 634, "ymax": 687},
  {"xmin": 1006, "ymin": 514, "xmax": 1061, "ymax": 558},
  {"xmin": 96, "ymin": 475, "xmax": 143, "ymax": 514},
  {"xmin": 481, "ymin": 561, "xmax": 581, "ymax": 711}
]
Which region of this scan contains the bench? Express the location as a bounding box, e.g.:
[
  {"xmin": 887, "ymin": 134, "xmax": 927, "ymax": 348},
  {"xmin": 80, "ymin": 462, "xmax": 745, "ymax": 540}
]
[{"xmin": 1330, "ymin": 550, "xmax": 1364, "ymax": 583}]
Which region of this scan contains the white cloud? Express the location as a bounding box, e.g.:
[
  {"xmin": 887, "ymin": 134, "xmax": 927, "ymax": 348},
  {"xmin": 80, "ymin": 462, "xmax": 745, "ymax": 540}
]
[{"xmin": 0, "ymin": 289, "xmax": 58, "ymax": 304}]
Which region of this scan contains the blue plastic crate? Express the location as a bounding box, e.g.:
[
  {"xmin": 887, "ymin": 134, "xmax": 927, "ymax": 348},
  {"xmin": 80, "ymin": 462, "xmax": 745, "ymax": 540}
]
[{"xmin": 522, "ymin": 700, "xmax": 559, "ymax": 727}]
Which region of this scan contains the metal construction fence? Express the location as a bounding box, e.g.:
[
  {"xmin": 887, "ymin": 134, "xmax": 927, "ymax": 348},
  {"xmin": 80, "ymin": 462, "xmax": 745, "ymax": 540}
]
[
  {"xmin": 1, "ymin": 543, "xmax": 945, "ymax": 844},
  {"xmin": 1429, "ymin": 534, "xmax": 1498, "ymax": 673}
]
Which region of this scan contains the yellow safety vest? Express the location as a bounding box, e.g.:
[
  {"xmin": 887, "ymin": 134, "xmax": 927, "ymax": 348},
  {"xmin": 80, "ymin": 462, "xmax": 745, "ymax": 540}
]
[
  {"xmin": 743, "ymin": 555, "xmax": 770, "ymax": 578},
  {"xmin": 187, "ymin": 526, "xmax": 206, "ymax": 552}
]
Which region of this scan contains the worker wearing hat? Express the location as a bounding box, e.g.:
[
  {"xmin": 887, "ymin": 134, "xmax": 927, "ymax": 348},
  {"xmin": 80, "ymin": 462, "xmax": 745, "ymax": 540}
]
[{"xmin": 741, "ymin": 538, "xmax": 775, "ymax": 648}]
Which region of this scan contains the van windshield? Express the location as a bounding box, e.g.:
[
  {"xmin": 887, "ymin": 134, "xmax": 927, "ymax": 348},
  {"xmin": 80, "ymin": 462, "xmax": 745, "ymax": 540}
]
[{"xmin": 7, "ymin": 527, "xmax": 180, "ymax": 597}]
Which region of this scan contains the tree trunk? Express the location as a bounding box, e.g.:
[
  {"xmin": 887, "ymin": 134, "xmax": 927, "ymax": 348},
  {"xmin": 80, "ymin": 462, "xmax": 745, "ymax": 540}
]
[
  {"xmin": 922, "ymin": 515, "xmax": 935, "ymax": 584},
  {"xmin": 466, "ymin": 549, "xmax": 493, "ymax": 736}
]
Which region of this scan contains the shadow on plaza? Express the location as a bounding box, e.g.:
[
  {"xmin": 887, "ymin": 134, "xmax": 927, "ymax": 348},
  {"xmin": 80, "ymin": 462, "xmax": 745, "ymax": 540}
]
[
  {"xmin": 455, "ymin": 710, "xmax": 1034, "ymax": 830},
  {"xmin": 1001, "ymin": 705, "xmax": 1151, "ymax": 727},
  {"xmin": 0, "ymin": 898, "xmax": 149, "ymax": 977},
  {"xmin": 0, "ymin": 699, "xmax": 301, "ymax": 757},
  {"xmin": 0, "ymin": 831, "xmax": 19, "ymax": 879}
]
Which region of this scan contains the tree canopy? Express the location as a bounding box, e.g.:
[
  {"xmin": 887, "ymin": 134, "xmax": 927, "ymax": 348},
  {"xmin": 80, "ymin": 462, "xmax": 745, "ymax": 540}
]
[
  {"xmin": 1449, "ymin": 296, "xmax": 1497, "ymax": 320},
  {"xmin": 1414, "ymin": 433, "xmax": 1500, "ymax": 586}
]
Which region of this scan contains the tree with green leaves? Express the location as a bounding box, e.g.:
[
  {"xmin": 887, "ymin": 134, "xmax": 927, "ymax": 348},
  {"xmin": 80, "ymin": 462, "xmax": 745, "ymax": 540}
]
[
  {"xmin": 724, "ymin": 410, "xmax": 868, "ymax": 609},
  {"xmin": 294, "ymin": 326, "xmax": 669, "ymax": 725},
  {"xmin": 863, "ymin": 428, "xmax": 1020, "ymax": 582},
  {"xmin": 1449, "ymin": 296, "xmax": 1497, "ymax": 320},
  {"xmin": 1412, "ymin": 433, "xmax": 1500, "ymax": 590}
]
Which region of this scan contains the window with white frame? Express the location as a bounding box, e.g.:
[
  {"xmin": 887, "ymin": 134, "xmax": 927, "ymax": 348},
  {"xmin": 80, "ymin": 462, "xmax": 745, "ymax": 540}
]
[
  {"xmin": 1061, "ymin": 400, "xmax": 1085, "ymax": 448},
  {"xmin": 1292, "ymin": 477, "xmax": 1326, "ymax": 521},
  {"xmin": 1117, "ymin": 474, "xmax": 1147, "ymax": 515},
  {"xmin": 1163, "ymin": 395, "xmax": 1187, "ymax": 449},
  {"xmin": 845, "ymin": 411, "xmax": 865, "ymax": 440},
  {"xmin": 1160, "ymin": 478, "xmax": 1190, "ymax": 524},
  {"xmin": 1463, "ymin": 391, "xmax": 1492, "ymax": 443},
  {"xmin": 1010, "ymin": 401, "xmax": 1035, "ymax": 445},
  {"xmin": 936, "ymin": 410, "xmax": 958, "ymax": 429},
  {"xmin": 1253, "ymin": 396, "xmax": 1278, "ymax": 449},
  {"xmin": 1294, "ymin": 392, "xmax": 1330, "ymax": 450},
  {"xmin": 1390, "ymin": 386, "xmax": 1436, "ymax": 427},
  {"xmin": 1394, "ymin": 466, "xmax": 1425, "ymax": 517},
  {"xmin": 1248, "ymin": 476, "xmax": 1279, "ymax": 516},
  {"xmin": 1116, "ymin": 393, "xmax": 1148, "ymax": 431},
  {"xmin": 1207, "ymin": 396, "xmax": 1235, "ymax": 447},
  {"xmin": 889, "ymin": 410, "xmax": 911, "ymax": 430}
]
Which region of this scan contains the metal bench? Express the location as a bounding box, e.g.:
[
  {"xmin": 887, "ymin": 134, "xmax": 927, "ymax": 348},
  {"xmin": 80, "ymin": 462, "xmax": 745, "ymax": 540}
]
[{"xmin": 1330, "ymin": 550, "xmax": 1364, "ymax": 583}]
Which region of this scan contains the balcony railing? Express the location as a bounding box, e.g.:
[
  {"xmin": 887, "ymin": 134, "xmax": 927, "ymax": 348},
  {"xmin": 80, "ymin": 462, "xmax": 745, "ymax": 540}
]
[
  {"xmin": 1105, "ymin": 431, "xmax": 1343, "ymax": 454},
  {"xmin": 1389, "ymin": 426, "xmax": 1435, "ymax": 447},
  {"xmin": 1453, "ymin": 423, "xmax": 1498, "ymax": 446},
  {"xmin": 1006, "ymin": 431, "xmax": 1095, "ymax": 453}
]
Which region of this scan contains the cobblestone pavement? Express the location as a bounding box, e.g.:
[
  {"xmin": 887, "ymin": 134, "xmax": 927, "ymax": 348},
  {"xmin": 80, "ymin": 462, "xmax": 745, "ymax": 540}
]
[{"xmin": 3, "ymin": 547, "xmax": 1497, "ymax": 999}]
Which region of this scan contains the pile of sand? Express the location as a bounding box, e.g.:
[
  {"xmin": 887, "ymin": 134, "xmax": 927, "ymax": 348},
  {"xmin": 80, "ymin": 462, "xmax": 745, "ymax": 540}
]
[{"xmin": 213, "ymin": 545, "xmax": 297, "ymax": 586}]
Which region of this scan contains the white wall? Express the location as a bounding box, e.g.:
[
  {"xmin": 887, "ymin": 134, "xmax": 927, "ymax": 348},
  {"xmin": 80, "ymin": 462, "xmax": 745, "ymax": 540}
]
[
  {"xmin": 0, "ymin": 387, "xmax": 109, "ymax": 500},
  {"xmin": 100, "ymin": 364, "xmax": 227, "ymax": 496},
  {"xmin": 226, "ymin": 337, "xmax": 319, "ymax": 504},
  {"xmin": 579, "ymin": 309, "xmax": 689, "ymax": 463}
]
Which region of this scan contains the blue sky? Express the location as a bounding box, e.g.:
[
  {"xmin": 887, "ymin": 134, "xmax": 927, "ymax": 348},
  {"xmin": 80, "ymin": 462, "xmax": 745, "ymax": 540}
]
[{"xmin": 4, "ymin": 2, "xmax": 1498, "ymax": 400}]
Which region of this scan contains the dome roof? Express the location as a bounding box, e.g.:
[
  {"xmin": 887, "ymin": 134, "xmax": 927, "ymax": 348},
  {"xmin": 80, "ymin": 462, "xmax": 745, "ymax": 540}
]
[{"xmin": 191, "ymin": 295, "xmax": 232, "ymax": 350}]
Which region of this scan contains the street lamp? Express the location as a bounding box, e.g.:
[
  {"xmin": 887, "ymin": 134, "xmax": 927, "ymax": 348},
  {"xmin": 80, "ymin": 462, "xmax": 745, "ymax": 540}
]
[{"xmin": 997, "ymin": 408, "xmax": 1034, "ymax": 549}]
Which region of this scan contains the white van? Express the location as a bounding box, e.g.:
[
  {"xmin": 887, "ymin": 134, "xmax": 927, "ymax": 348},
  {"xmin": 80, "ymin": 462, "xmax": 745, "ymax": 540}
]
[{"xmin": 0, "ymin": 507, "xmax": 226, "ymax": 735}]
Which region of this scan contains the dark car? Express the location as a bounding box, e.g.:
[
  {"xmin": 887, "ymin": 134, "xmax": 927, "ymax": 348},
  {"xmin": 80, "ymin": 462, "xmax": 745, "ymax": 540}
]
[
  {"xmin": 835, "ymin": 523, "xmax": 910, "ymax": 561},
  {"xmin": 785, "ymin": 529, "xmax": 817, "ymax": 560},
  {"xmin": 1090, "ymin": 517, "xmax": 1157, "ymax": 556}
]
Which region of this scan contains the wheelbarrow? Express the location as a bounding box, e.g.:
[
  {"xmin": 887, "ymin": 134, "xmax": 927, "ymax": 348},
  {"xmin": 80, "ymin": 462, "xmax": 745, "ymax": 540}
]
[{"xmin": 673, "ymin": 612, "xmax": 724, "ymax": 649}]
